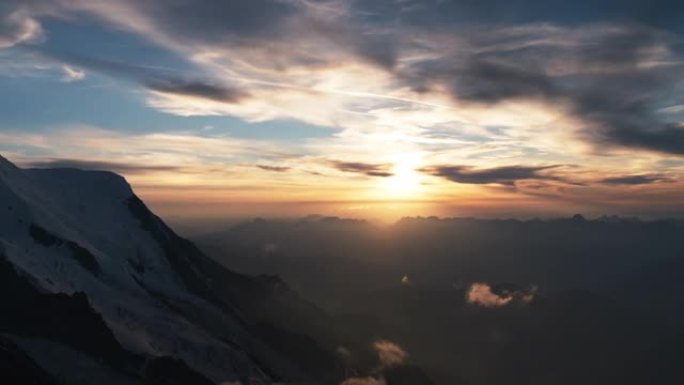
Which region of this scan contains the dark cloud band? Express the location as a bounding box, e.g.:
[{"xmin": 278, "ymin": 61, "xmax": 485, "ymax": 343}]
[
  {"xmin": 421, "ymin": 165, "xmax": 562, "ymax": 186},
  {"xmin": 599, "ymin": 173, "xmax": 675, "ymax": 185},
  {"xmin": 329, "ymin": 160, "xmax": 393, "ymax": 178}
]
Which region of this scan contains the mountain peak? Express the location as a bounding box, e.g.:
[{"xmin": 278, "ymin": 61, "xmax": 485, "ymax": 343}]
[
  {"xmin": 0, "ymin": 153, "xmax": 135, "ymax": 204},
  {"xmin": 27, "ymin": 167, "xmax": 134, "ymax": 201},
  {"xmin": 0, "ymin": 153, "xmax": 20, "ymax": 173}
]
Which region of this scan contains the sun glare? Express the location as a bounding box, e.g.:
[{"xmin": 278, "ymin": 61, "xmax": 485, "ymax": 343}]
[{"xmin": 382, "ymin": 153, "xmax": 424, "ymax": 198}]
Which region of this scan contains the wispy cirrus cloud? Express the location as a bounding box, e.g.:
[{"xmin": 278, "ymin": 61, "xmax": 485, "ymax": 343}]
[{"xmin": 33, "ymin": 49, "xmax": 250, "ymax": 105}]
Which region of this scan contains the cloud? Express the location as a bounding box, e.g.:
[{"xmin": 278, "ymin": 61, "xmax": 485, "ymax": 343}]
[
  {"xmin": 466, "ymin": 282, "xmax": 536, "ymax": 307},
  {"xmin": 364, "ymin": 0, "xmax": 684, "ymax": 31},
  {"xmin": 373, "ymin": 340, "xmax": 408, "ymax": 367},
  {"xmin": 428, "ymin": 58, "xmax": 558, "ymax": 104},
  {"xmin": 2, "ymin": 0, "xmax": 684, "ymax": 217},
  {"xmin": 61, "ymin": 65, "xmax": 85, "ymax": 82},
  {"xmin": 0, "ymin": 10, "xmax": 42, "ymax": 48},
  {"xmin": 421, "ymin": 165, "xmax": 562, "ymax": 186},
  {"xmin": 35, "ymin": 50, "xmax": 250, "ymax": 104},
  {"xmin": 329, "ymin": 161, "xmax": 393, "ymax": 178},
  {"xmin": 0, "ymin": 0, "xmax": 399, "ymax": 127},
  {"xmin": 145, "ymin": 78, "xmax": 248, "ymax": 103},
  {"xmin": 400, "ymin": 23, "xmax": 684, "ymax": 156},
  {"xmin": 400, "ymin": 275, "xmax": 411, "ymax": 285},
  {"xmin": 23, "ymin": 158, "xmax": 181, "ymax": 174},
  {"xmin": 139, "ymin": 0, "xmax": 397, "ymax": 69},
  {"xmin": 15, "ymin": 0, "xmax": 396, "ymax": 70},
  {"xmin": 660, "ymin": 105, "xmax": 684, "ymax": 114},
  {"xmin": 9, "ymin": 0, "xmax": 684, "ymax": 159},
  {"xmin": 466, "ymin": 283, "xmax": 514, "ymax": 307},
  {"xmin": 588, "ymin": 121, "xmax": 684, "ymax": 156},
  {"xmin": 256, "ymin": 165, "xmax": 290, "ymax": 172},
  {"xmin": 337, "ymin": 340, "xmax": 409, "ymax": 385},
  {"xmin": 599, "ymin": 173, "xmax": 676, "ymax": 185},
  {"xmin": 0, "ymin": 127, "xmax": 287, "ymax": 163}
]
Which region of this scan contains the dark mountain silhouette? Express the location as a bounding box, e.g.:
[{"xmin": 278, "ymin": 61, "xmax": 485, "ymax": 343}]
[
  {"xmin": 197, "ymin": 215, "xmax": 684, "ymax": 385},
  {"xmin": 0, "ymin": 154, "xmax": 388, "ymax": 384}
]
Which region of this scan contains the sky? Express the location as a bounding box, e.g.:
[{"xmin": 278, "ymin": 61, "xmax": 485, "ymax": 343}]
[{"xmin": 1, "ymin": 0, "xmax": 684, "ymax": 221}]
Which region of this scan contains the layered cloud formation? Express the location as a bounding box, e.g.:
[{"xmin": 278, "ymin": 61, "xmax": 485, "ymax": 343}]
[{"xmin": 1, "ymin": 0, "xmax": 684, "ymax": 218}]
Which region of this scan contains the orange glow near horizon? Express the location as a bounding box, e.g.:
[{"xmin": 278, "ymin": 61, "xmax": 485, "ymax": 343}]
[
  {"xmin": 1, "ymin": 2, "xmax": 684, "ymax": 223},
  {"xmin": 4, "ymin": 121, "xmax": 683, "ymax": 222}
]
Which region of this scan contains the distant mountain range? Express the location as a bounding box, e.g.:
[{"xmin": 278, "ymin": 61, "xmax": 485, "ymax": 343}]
[{"xmin": 195, "ymin": 214, "xmax": 684, "ymax": 384}]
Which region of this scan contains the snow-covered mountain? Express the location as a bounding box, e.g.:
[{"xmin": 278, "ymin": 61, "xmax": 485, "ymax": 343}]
[{"xmin": 0, "ymin": 154, "xmax": 344, "ymax": 384}]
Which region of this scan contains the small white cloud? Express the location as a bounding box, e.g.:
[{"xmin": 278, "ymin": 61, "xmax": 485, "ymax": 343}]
[
  {"xmin": 466, "ymin": 282, "xmax": 537, "ymax": 307},
  {"xmin": 373, "ymin": 340, "xmax": 408, "ymax": 367},
  {"xmin": 466, "ymin": 282, "xmax": 513, "ymax": 307},
  {"xmin": 61, "ymin": 65, "xmax": 86, "ymax": 82}
]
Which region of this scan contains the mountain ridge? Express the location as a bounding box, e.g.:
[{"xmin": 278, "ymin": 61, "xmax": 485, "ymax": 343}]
[{"xmin": 0, "ymin": 153, "xmax": 350, "ymax": 384}]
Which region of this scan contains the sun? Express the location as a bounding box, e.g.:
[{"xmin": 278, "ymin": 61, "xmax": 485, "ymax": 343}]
[{"xmin": 381, "ymin": 153, "xmax": 424, "ymax": 198}]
